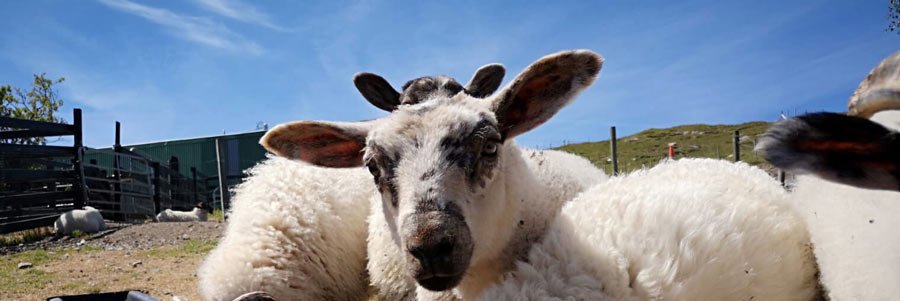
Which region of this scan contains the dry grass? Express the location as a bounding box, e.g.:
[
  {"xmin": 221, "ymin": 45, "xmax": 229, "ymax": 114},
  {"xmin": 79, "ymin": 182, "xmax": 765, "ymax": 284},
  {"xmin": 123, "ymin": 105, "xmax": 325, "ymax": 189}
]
[
  {"xmin": 0, "ymin": 239, "xmax": 216, "ymax": 301},
  {"xmin": 0, "ymin": 227, "xmax": 54, "ymax": 248}
]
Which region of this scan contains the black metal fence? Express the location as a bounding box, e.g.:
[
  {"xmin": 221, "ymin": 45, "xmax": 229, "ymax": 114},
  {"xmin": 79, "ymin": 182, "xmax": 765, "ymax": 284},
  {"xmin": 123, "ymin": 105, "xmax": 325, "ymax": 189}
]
[
  {"xmin": 0, "ymin": 109, "xmax": 89, "ymax": 233},
  {"xmin": 79, "ymin": 148, "xmax": 215, "ymax": 220},
  {"xmin": 0, "ymin": 109, "xmax": 217, "ymax": 234}
]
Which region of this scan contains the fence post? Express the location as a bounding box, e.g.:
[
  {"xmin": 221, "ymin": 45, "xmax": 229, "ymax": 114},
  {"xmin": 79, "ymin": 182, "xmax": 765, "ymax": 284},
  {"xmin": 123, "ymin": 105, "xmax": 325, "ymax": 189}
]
[
  {"xmin": 191, "ymin": 167, "xmax": 198, "ymax": 203},
  {"xmin": 167, "ymin": 156, "xmax": 178, "ymax": 207},
  {"xmin": 778, "ymin": 169, "xmax": 786, "ymax": 187},
  {"xmin": 150, "ymin": 162, "xmax": 161, "ymax": 214},
  {"xmin": 215, "ymin": 139, "xmax": 229, "ymax": 218},
  {"xmin": 733, "ymin": 130, "xmax": 741, "ymax": 162},
  {"xmin": 72, "ymin": 108, "xmax": 88, "ymax": 209},
  {"xmin": 113, "ymin": 121, "xmax": 123, "ymax": 211},
  {"xmin": 610, "ymin": 126, "xmax": 618, "ymax": 176}
]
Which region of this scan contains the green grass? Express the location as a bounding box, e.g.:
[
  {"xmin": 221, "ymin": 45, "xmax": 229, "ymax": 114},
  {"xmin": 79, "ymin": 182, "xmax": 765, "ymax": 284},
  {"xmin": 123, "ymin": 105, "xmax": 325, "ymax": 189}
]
[
  {"xmin": 556, "ymin": 121, "xmax": 772, "ymax": 174},
  {"xmin": 210, "ymin": 209, "xmax": 225, "ymax": 222},
  {"xmin": 80, "ymin": 245, "xmax": 102, "ymax": 253},
  {"xmin": 0, "ymin": 244, "xmax": 105, "ymax": 294},
  {"xmin": 70, "ymin": 230, "xmax": 88, "ymax": 239},
  {"xmin": 0, "ymin": 249, "xmax": 55, "ymax": 293},
  {"xmin": 61, "ymin": 280, "xmax": 87, "ymax": 291},
  {"xmin": 146, "ymin": 239, "xmax": 217, "ymax": 258}
]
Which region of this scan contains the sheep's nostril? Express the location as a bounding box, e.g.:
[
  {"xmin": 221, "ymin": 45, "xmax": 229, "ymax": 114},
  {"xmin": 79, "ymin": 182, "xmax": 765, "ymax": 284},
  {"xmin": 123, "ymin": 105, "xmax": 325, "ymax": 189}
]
[
  {"xmin": 409, "ymin": 245, "xmax": 427, "ymax": 262},
  {"xmin": 408, "ymin": 240, "xmax": 455, "ymax": 270},
  {"xmin": 432, "ymin": 240, "xmax": 453, "ymax": 259}
]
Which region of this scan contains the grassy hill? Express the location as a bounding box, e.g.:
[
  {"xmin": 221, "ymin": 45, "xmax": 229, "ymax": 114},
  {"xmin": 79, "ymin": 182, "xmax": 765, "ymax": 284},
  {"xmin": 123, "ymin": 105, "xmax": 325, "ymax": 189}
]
[{"xmin": 555, "ymin": 121, "xmax": 773, "ymax": 175}]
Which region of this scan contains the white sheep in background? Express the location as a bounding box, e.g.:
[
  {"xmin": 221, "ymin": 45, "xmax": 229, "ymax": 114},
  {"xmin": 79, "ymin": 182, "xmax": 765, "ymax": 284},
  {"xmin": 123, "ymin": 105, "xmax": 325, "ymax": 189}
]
[
  {"xmin": 756, "ymin": 51, "xmax": 900, "ymax": 301},
  {"xmin": 199, "ymin": 64, "xmax": 606, "ymax": 300},
  {"xmin": 262, "ymin": 50, "xmax": 816, "ymax": 300},
  {"xmin": 156, "ymin": 202, "xmax": 211, "ymax": 222},
  {"xmin": 54, "ymin": 206, "xmax": 106, "ymax": 235}
]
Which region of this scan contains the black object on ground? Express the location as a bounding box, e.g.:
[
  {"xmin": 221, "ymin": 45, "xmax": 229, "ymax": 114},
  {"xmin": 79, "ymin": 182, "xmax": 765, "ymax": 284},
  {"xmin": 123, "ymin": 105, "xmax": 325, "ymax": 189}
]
[{"xmin": 46, "ymin": 290, "xmax": 157, "ymax": 301}]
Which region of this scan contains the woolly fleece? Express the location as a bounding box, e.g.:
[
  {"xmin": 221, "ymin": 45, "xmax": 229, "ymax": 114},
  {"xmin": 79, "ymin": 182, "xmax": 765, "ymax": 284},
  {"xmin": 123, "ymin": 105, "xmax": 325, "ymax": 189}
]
[
  {"xmin": 53, "ymin": 206, "xmax": 106, "ymax": 235},
  {"xmin": 366, "ymin": 148, "xmax": 608, "ymax": 300},
  {"xmin": 197, "ymin": 156, "xmax": 373, "ymax": 301},
  {"xmin": 788, "ymin": 111, "xmax": 900, "ymax": 301},
  {"xmin": 479, "ymin": 159, "xmax": 819, "ymax": 301},
  {"xmin": 156, "ymin": 207, "xmax": 208, "ymax": 222}
]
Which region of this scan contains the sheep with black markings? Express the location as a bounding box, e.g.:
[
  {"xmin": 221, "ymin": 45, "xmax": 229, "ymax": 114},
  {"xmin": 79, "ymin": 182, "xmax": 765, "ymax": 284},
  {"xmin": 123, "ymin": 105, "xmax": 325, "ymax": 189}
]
[
  {"xmin": 354, "ymin": 62, "xmax": 605, "ymax": 300},
  {"xmin": 156, "ymin": 202, "xmax": 211, "ymax": 222},
  {"xmin": 54, "ymin": 206, "xmax": 106, "ymax": 235},
  {"xmin": 756, "ymin": 51, "xmax": 900, "ymax": 301},
  {"xmin": 271, "ymin": 50, "xmax": 818, "ymax": 300},
  {"xmin": 199, "ymin": 63, "xmax": 606, "ymax": 301}
]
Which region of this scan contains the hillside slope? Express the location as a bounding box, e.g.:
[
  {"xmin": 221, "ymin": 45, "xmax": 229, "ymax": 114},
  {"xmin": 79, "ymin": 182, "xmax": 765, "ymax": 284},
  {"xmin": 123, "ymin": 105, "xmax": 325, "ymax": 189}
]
[{"xmin": 555, "ymin": 121, "xmax": 773, "ymax": 174}]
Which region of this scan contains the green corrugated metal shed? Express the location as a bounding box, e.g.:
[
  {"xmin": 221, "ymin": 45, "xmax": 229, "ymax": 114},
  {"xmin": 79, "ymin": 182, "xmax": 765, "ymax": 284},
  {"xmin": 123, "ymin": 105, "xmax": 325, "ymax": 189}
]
[{"xmin": 124, "ymin": 130, "xmax": 267, "ymax": 179}]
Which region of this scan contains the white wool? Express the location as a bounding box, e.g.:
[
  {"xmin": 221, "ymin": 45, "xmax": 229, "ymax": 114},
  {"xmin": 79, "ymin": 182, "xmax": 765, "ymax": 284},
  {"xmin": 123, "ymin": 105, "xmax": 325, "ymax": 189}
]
[
  {"xmin": 197, "ymin": 138, "xmax": 604, "ymax": 301},
  {"xmin": 197, "ymin": 148, "xmax": 604, "ymax": 301},
  {"xmin": 54, "ymin": 206, "xmax": 106, "ymax": 235},
  {"xmin": 366, "ymin": 147, "xmax": 607, "ymax": 300},
  {"xmin": 156, "ymin": 207, "xmax": 208, "ymax": 222},
  {"xmin": 788, "ymin": 111, "xmax": 900, "ymax": 301},
  {"xmin": 197, "ymin": 156, "xmax": 374, "ymax": 301},
  {"xmin": 790, "ymin": 176, "xmax": 899, "ymax": 301},
  {"xmin": 479, "ymin": 159, "xmax": 819, "ymax": 301}
]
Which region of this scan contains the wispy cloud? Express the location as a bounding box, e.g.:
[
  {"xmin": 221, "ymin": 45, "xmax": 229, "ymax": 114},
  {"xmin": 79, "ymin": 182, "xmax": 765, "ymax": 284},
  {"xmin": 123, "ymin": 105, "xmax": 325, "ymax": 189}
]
[
  {"xmin": 193, "ymin": 0, "xmax": 288, "ymax": 31},
  {"xmin": 97, "ymin": 0, "xmax": 263, "ymax": 55}
]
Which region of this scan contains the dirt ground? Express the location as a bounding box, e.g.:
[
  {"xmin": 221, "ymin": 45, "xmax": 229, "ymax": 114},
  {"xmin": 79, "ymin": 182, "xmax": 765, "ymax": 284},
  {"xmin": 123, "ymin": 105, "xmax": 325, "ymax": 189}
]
[{"xmin": 0, "ymin": 222, "xmax": 225, "ymax": 301}]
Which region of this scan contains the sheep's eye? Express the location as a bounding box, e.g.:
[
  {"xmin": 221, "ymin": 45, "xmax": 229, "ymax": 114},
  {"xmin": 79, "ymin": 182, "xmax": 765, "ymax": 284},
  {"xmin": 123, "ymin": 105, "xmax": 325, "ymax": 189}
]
[
  {"xmin": 366, "ymin": 161, "xmax": 380, "ymax": 178},
  {"xmin": 482, "ymin": 142, "xmax": 498, "ymax": 156}
]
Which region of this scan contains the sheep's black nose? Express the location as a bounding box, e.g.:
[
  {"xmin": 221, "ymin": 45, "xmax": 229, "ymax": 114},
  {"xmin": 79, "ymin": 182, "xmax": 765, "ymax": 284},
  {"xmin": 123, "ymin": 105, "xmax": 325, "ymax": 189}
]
[{"xmin": 408, "ymin": 239, "xmax": 455, "ymax": 275}]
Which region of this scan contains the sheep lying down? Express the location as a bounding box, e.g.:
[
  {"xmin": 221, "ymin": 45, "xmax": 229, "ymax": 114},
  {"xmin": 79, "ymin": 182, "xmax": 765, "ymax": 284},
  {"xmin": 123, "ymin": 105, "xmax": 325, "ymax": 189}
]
[
  {"xmin": 199, "ymin": 58, "xmax": 609, "ymax": 301},
  {"xmin": 259, "ymin": 50, "xmax": 818, "ymax": 300},
  {"xmin": 54, "ymin": 206, "xmax": 106, "ymax": 235},
  {"xmin": 479, "ymin": 159, "xmax": 819, "ymax": 301},
  {"xmin": 156, "ymin": 202, "xmax": 211, "ymax": 222},
  {"xmin": 197, "ymin": 63, "xmax": 512, "ymax": 301}
]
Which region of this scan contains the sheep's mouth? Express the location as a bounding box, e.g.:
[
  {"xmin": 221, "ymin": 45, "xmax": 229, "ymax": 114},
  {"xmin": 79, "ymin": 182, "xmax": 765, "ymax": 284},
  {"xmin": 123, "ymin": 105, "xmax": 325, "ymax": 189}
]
[{"xmin": 416, "ymin": 272, "xmax": 464, "ymax": 291}]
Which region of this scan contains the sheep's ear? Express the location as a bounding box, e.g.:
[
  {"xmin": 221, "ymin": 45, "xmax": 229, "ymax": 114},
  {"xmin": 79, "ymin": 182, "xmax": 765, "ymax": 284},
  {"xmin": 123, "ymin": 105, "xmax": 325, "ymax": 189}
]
[
  {"xmin": 261, "ymin": 120, "xmax": 371, "ymax": 168},
  {"xmin": 465, "ymin": 63, "xmax": 505, "ymax": 98},
  {"xmin": 755, "ymin": 112, "xmax": 900, "ymax": 191},
  {"xmin": 354, "ymin": 72, "xmax": 401, "ymax": 112},
  {"xmin": 491, "ymin": 50, "xmax": 603, "ymax": 140}
]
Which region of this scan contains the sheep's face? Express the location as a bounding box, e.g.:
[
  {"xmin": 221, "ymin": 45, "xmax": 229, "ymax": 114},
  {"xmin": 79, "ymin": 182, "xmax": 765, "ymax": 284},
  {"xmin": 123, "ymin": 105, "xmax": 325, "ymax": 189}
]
[
  {"xmin": 364, "ymin": 97, "xmax": 502, "ymax": 291},
  {"xmin": 261, "ymin": 50, "xmax": 603, "ymax": 291}
]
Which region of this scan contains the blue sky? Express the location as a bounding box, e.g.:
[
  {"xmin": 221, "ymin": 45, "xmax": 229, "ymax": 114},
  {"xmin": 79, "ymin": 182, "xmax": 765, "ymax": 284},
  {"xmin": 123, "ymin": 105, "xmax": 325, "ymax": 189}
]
[{"xmin": 0, "ymin": 1, "xmax": 897, "ymax": 148}]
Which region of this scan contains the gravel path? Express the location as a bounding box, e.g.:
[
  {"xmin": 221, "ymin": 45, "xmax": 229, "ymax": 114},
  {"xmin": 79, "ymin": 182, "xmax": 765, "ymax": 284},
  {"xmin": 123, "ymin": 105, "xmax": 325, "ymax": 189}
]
[{"xmin": 1, "ymin": 221, "xmax": 225, "ymax": 255}]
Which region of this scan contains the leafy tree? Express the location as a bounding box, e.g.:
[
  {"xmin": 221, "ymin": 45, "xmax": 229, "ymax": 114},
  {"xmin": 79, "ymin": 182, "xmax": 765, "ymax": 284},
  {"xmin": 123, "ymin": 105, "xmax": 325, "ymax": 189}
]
[
  {"xmin": 0, "ymin": 73, "xmax": 66, "ymax": 145},
  {"xmin": 889, "ymin": 0, "xmax": 900, "ymax": 34}
]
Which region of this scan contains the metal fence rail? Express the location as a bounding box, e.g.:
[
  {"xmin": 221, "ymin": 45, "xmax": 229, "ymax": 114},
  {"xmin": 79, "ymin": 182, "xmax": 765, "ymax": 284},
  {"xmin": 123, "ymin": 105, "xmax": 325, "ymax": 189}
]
[
  {"xmin": 0, "ymin": 108, "xmax": 87, "ymax": 234},
  {"xmin": 0, "ymin": 110, "xmax": 219, "ymax": 234}
]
